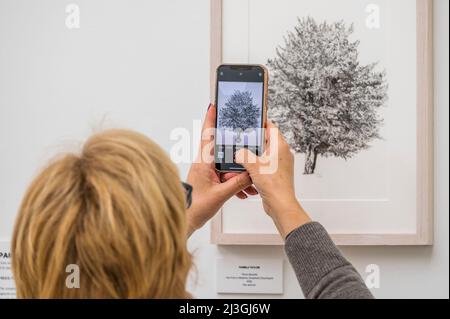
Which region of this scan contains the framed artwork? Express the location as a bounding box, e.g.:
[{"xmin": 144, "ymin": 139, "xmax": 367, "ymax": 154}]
[{"xmin": 210, "ymin": 0, "xmax": 434, "ymax": 245}]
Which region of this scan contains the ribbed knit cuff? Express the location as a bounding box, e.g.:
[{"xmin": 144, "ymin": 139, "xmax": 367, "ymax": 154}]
[{"xmin": 284, "ymin": 222, "xmax": 350, "ymax": 297}]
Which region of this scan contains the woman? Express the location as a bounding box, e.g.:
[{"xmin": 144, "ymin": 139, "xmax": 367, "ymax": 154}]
[{"xmin": 11, "ymin": 105, "xmax": 373, "ymax": 299}]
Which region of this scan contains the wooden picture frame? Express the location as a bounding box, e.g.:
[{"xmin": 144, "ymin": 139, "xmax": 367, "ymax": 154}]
[{"xmin": 210, "ymin": 0, "xmax": 434, "ymax": 246}]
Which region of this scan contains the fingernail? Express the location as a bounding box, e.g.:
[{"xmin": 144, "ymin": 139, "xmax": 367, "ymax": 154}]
[{"xmin": 207, "ymin": 103, "xmax": 212, "ymax": 110}]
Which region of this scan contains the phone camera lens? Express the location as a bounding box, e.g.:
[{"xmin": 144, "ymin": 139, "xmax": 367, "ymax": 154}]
[{"xmin": 259, "ymin": 73, "xmax": 262, "ymax": 77}]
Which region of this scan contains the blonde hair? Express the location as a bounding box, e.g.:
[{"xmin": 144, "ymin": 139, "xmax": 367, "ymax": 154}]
[{"xmin": 12, "ymin": 129, "xmax": 191, "ymax": 298}]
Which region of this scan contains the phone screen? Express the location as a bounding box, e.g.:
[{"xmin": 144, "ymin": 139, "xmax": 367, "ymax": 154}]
[{"xmin": 215, "ymin": 65, "xmax": 266, "ymax": 172}]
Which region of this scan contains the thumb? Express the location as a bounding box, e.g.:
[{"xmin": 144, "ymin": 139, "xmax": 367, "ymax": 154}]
[
  {"xmin": 217, "ymin": 172, "xmax": 252, "ymax": 198},
  {"xmin": 235, "ymin": 148, "xmax": 259, "ymax": 174}
]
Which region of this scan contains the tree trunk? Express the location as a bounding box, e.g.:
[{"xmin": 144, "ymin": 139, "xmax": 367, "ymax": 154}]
[
  {"xmin": 236, "ymin": 131, "xmax": 242, "ymax": 143},
  {"xmin": 304, "ymin": 146, "xmax": 318, "ymax": 175}
]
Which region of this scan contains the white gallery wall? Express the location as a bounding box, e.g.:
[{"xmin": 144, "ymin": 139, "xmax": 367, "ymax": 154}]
[{"xmin": 0, "ymin": 0, "xmax": 448, "ymax": 298}]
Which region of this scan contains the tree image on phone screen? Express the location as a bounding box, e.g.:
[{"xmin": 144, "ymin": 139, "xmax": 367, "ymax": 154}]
[
  {"xmin": 217, "ymin": 82, "xmax": 263, "ymax": 147},
  {"xmin": 219, "ymin": 90, "xmax": 260, "ymax": 144}
]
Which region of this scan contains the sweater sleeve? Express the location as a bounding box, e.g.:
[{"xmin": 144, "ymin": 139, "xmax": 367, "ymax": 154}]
[{"xmin": 284, "ymin": 222, "xmax": 374, "ymax": 299}]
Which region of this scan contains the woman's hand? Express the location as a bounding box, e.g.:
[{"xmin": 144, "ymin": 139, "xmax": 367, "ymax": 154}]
[
  {"xmin": 186, "ymin": 104, "xmax": 258, "ymax": 237},
  {"xmin": 235, "ymin": 121, "xmax": 311, "ymax": 238}
]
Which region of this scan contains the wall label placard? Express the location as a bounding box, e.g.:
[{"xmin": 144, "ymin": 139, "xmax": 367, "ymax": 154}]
[
  {"xmin": 216, "ymin": 258, "xmax": 283, "ymax": 294},
  {"xmin": 0, "ymin": 241, "xmax": 16, "ymax": 299}
]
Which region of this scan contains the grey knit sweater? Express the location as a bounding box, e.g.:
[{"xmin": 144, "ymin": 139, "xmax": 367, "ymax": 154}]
[{"xmin": 285, "ymin": 222, "xmax": 374, "ymax": 299}]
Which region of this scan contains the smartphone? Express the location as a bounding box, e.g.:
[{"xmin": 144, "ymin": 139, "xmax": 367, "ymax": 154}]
[{"xmin": 214, "ymin": 64, "xmax": 268, "ymax": 172}]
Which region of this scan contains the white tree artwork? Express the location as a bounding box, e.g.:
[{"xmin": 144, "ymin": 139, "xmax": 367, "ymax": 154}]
[
  {"xmin": 219, "ymin": 90, "xmax": 261, "ymax": 143},
  {"xmin": 268, "ymin": 17, "xmax": 388, "ymax": 174}
]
